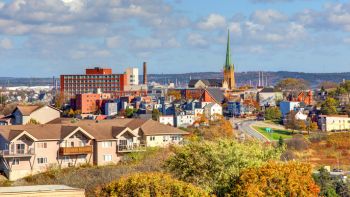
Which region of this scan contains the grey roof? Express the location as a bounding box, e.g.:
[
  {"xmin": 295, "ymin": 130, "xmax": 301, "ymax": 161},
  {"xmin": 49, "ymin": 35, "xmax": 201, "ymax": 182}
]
[
  {"xmin": 206, "ymin": 88, "xmax": 225, "ymax": 104},
  {"xmin": 260, "ymin": 88, "xmax": 276, "ymax": 93},
  {"xmin": 188, "ymin": 79, "xmax": 222, "ymax": 88}
]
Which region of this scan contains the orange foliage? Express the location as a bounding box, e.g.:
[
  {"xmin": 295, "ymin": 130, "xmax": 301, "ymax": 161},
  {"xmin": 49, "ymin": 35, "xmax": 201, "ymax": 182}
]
[
  {"xmin": 327, "ymin": 133, "xmax": 350, "ymax": 149},
  {"xmin": 232, "ymin": 161, "xmax": 320, "ymax": 197}
]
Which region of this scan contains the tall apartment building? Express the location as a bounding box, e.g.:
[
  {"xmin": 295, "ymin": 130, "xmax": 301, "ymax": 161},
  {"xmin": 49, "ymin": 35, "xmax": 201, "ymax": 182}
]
[
  {"xmin": 125, "ymin": 67, "xmax": 139, "ymax": 85},
  {"xmin": 60, "ymin": 67, "xmax": 127, "ymax": 98}
]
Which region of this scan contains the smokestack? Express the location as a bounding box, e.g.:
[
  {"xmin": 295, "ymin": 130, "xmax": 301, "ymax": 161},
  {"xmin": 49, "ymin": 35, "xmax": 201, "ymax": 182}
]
[{"xmin": 143, "ymin": 62, "xmax": 147, "ymax": 85}]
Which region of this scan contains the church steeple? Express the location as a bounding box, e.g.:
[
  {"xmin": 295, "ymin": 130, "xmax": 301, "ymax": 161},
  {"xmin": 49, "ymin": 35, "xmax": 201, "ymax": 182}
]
[
  {"xmin": 223, "ymin": 29, "xmax": 236, "ymax": 90},
  {"xmin": 225, "ymin": 29, "xmax": 233, "ymax": 70}
]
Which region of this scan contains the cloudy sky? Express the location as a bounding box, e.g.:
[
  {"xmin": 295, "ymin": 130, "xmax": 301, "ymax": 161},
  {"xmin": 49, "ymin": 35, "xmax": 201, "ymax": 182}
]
[{"xmin": 0, "ymin": 0, "xmax": 349, "ymax": 77}]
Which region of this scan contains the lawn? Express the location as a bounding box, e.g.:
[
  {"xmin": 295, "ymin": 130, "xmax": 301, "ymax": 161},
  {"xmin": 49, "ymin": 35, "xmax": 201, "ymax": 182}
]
[{"xmin": 253, "ymin": 126, "xmax": 294, "ymax": 140}]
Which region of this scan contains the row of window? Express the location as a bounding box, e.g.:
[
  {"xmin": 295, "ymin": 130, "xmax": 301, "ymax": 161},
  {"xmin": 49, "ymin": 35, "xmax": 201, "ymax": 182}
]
[
  {"xmin": 149, "ymin": 135, "xmax": 181, "ymax": 142},
  {"xmin": 63, "ymin": 75, "xmax": 120, "ymax": 79},
  {"xmin": 64, "ymin": 80, "xmax": 120, "ymax": 83}
]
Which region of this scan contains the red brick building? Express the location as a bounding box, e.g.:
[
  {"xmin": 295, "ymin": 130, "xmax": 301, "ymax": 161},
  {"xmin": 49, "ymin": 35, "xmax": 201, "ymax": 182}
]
[
  {"xmin": 75, "ymin": 93, "xmax": 111, "ymax": 114},
  {"xmin": 60, "ymin": 67, "xmax": 127, "ymax": 98}
]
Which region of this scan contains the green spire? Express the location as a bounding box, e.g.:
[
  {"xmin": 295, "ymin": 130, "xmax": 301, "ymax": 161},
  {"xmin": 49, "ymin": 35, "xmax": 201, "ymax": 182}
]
[{"xmin": 225, "ymin": 29, "xmax": 234, "ymax": 70}]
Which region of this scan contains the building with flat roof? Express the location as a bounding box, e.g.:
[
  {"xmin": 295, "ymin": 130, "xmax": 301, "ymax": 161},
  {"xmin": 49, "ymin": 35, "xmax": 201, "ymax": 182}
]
[
  {"xmin": 60, "ymin": 67, "xmax": 127, "ymax": 98},
  {"xmin": 0, "ymin": 185, "xmax": 85, "ymax": 197}
]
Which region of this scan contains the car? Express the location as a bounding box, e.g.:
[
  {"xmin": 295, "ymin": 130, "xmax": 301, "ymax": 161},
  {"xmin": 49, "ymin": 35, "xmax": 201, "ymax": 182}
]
[{"xmin": 333, "ymin": 168, "xmax": 343, "ymax": 172}]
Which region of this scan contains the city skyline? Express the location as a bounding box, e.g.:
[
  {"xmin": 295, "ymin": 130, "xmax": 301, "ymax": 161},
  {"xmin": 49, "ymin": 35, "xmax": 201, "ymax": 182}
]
[{"xmin": 0, "ymin": 0, "xmax": 349, "ymax": 77}]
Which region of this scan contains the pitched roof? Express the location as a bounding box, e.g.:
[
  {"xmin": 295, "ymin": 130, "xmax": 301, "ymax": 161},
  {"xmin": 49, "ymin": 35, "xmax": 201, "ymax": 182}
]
[
  {"xmin": 205, "ymin": 88, "xmax": 225, "ymax": 104},
  {"xmin": 0, "ymin": 119, "xmax": 188, "ymax": 141},
  {"xmin": 14, "ymin": 105, "xmax": 41, "ymax": 116},
  {"xmin": 260, "ymin": 88, "xmax": 277, "ymax": 93}
]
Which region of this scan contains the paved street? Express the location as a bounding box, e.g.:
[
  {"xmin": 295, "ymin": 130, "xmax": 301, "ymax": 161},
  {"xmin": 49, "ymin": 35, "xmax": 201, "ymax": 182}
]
[{"xmin": 236, "ymin": 120, "xmax": 270, "ymax": 142}]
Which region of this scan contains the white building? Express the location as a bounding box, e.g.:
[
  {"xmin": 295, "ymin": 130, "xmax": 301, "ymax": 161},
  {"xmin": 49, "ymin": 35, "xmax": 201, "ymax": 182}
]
[
  {"xmin": 318, "ymin": 115, "xmax": 350, "ymax": 132},
  {"xmin": 204, "ymin": 103, "xmax": 222, "ymax": 121},
  {"xmin": 125, "ymin": 67, "xmax": 139, "ymax": 85},
  {"xmin": 159, "ymin": 115, "xmax": 174, "ymax": 126},
  {"xmin": 175, "ymin": 113, "xmax": 195, "ymax": 128},
  {"xmin": 295, "ymin": 111, "xmax": 308, "ymax": 121}
]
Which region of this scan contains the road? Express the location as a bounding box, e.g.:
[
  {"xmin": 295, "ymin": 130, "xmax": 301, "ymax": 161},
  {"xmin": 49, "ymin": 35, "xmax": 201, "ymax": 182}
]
[{"xmin": 236, "ymin": 120, "xmax": 270, "ymax": 142}]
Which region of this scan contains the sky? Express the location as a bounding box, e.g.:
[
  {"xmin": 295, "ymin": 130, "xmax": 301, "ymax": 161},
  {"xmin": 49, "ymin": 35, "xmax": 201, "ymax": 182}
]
[{"xmin": 0, "ymin": 0, "xmax": 349, "ymax": 77}]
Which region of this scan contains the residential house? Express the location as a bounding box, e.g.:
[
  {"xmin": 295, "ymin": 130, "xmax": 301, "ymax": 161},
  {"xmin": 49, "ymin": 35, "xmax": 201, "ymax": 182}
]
[
  {"xmin": 175, "ymin": 112, "xmax": 195, "ymax": 128},
  {"xmin": 0, "ymin": 119, "xmax": 188, "ymax": 180},
  {"xmin": 258, "ymin": 88, "xmax": 283, "ymax": 108},
  {"xmin": 159, "ymin": 115, "xmax": 174, "ymax": 126},
  {"xmin": 11, "ymin": 105, "xmax": 61, "ymax": 125},
  {"xmin": 204, "ymin": 102, "xmax": 223, "ymax": 121}
]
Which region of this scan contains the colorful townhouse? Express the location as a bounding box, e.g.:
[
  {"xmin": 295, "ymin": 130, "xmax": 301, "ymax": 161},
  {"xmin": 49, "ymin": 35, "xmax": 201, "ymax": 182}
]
[{"xmin": 0, "ymin": 119, "xmax": 188, "ymax": 180}]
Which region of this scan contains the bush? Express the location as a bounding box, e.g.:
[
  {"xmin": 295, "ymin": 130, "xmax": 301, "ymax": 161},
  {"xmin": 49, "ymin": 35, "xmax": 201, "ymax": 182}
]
[
  {"xmin": 165, "ymin": 139, "xmax": 282, "ymax": 195},
  {"xmin": 231, "ymin": 161, "xmax": 320, "ymax": 197},
  {"xmin": 286, "ymin": 134, "xmax": 309, "ymax": 151},
  {"xmin": 95, "ymin": 172, "xmax": 210, "ymax": 197},
  {"xmin": 327, "ymin": 133, "xmax": 350, "ymax": 149}
]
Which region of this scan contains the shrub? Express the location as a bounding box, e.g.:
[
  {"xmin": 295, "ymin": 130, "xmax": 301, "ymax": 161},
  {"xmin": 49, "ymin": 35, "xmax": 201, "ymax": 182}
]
[
  {"xmin": 286, "ymin": 134, "xmax": 308, "ymax": 151},
  {"xmin": 95, "ymin": 172, "xmax": 211, "ymax": 197},
  {"xmin": 327, "ymin": 133, "xmax": 350, "ymax": 149},
  {"xmin": 231, "ymin": 161, "xmax": 320, "ymax": 197},
  {"xmin": 165, "ymin": 139, "xmax": 282, "ymax": 195}
]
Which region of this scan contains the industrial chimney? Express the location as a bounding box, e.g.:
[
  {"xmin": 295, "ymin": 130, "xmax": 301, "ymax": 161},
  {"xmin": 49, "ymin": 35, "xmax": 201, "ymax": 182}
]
[{"xmin": 143, "ymin": 62, "xmax": 147, "ymax": 85}]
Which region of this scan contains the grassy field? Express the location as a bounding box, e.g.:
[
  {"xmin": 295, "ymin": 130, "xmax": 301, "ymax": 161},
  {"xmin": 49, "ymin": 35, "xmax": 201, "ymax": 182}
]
[{"xmin": 253, "ymin": 126, "xmax": 294, "ymax": 140}]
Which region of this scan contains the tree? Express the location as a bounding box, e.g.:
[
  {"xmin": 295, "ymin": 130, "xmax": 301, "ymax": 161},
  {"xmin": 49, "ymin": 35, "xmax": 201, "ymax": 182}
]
[
  {"xmin": 167, "ymin": 90, "xmax": 181, "ymax": 101},
  {"xmin": 94, "ymin": 172, "xmax": 210, "ymax": 197},
  {"xmin": 152, "ymin": 109, "xmax": 161, "ymax": 121},
  {"xmin": 314, "ymin": 167, "xmax": 338, "ymax": 197},
  {"xmin": 27, "ymin": 118, "xmax": 40, "ymax": 125},
  {"xmin": 165, "ymin": 139, "xmax": 282, "ymax": 195},
  {"xmin": 264, "ymin": 107, "xmax": 282, "ymax": 121},
  {"xmin": 125, "ymin": 107, "xmax": 134, "ymax": 118},
  {"xmin": 306, "ymin": 118, "xmax": 318, "ymax": 134},
  {"xmin": 231, "ymin": 161, "xmax": 320, "ymax": 197},
  {"xmin": 285, "ymin": 111, "xmax": 299, "ymax": 132},
  {"xmin": 321, "ymin": 98, "xmax": 338, "ymax": 115},
  {"xmin": 278, "ymin": 136, "xmax": 284, "ymax": 148},
  {"xmin": 275, "ymin": 78, "xmax": 310, "ymax": 99},
  {"xmin": 318, "ymin": 81, "xmax": 339, "ymax": 90}
]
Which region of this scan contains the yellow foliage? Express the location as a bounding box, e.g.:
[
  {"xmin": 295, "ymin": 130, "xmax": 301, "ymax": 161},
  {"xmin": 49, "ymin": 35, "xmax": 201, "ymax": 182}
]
[
  {"xmin": 232, "ymin": 161, "xmax": 320, "ymax": 197},
  {"xmin": 95, "ymin": 172, "xmax": 212, "ymax": 197}
]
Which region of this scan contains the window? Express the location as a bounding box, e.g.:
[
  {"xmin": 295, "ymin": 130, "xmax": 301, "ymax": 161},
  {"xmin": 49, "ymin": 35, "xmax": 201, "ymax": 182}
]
[
  {"xmin": 62, "ymin": 156, "xmax": 70, "ymax": 163},
  {"xmin": 163, "ymin": 136, "xmax": 169, "ymax": 142},
  {"xmin": 12, "ymin": 158, "xmax": 19, "ymax": 165},
  {"xmin": 171, "ymin": 135, "xmax": 180, "ymax": 141},
  {"xmin": 102, "ymin": 141, "xmax": 112, "ymax": 148},
  {"xmin": 37, "ymin": 157, "xmax": 47, "ymax": 164},
  {"xmin": 16, "ymin": 144, "xmax": 25, "ymax": 154},
  {"xmin": 37, "ymin": 142, "xmax": 47, "ymax": 148},
  {"xmin": 150, "ymin": 136, "xmax": 155, "ymax": 141},
  {"xmin": 104, "ymin": 154, "xmax": 112, "ymax": 162},
  {"xmin": 70, "ymin": 142, "xmax": 74, "ymax": 147}
]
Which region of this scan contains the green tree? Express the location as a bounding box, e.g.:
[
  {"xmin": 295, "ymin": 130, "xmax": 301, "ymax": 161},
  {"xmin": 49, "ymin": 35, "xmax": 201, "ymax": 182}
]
[
  {"xmin": 231, "ymin": 161, "xmax": 320, "ymax": 197},
  {"xmin": 264, "ymin": 107, "xmax": 282, "ymax": 121},
  {"xmin": 125, "ymin": 107, "xmax": 134, "ymax": 118},
  {"xmin": 94, "ymin": 172, "xmax": 210, "ymax": 197},
  {"xmin": 321, "ymin": 98, "xmax": 338, "ymax": 115},
  {"xmin": 314, "ymin": 167, "xmax": 337, "ymax": 197},
  {"xmin": 278, "ymin": 136, "xmax": 284, "ymax": 148},
  {"xmin": 165, "ymin": 139, "xmax": 282, "ymax": 195},
  {"xmin": 152, "ymin": 109, "xmax": 161, "ymax": 121}
]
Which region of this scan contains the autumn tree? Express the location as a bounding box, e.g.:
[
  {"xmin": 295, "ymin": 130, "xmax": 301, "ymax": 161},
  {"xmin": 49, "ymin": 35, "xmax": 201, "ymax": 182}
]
[
  {"xmin": 231, "ymin": 161, "xmax": 319, "ymax": 197},
  {"xmin": 264, "ymin": 107, "xmax": 282, "ymax": 121},
  {"xmin": 306, "ymin": 118, "xmax": 318, "ymax": 134},
  {"xmin": 27, "ymin": 118, "xmax": 41, "ymax": 125},
  {"xmin": 318, "ymin": 81, "xmax": 339, "ymax": 90},
  {"xmin": 165, "ymin": 139, "xmax": 282, "ymax": 195},
  {"xmin": 275, "ymin": 78, "xmax": 310, "ymax": 99},
  {"xmin": 95, "ymin": 172, "xmax": 210, "ymax": 197},
  {"xmin": 167, "ymin": 90, "xmax": 181, "ymax": 101},
  {"xmin": 152, "ymin": 109, "xmax": 161, "ymax": 121},
  {"xmin": 321, "ymin": 97, "xmax": 338, "ymax": 115}
]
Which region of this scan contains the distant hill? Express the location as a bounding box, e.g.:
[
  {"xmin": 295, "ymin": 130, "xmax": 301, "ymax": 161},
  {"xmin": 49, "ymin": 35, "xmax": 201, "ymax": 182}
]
[{"xmin": 1, "ymin": 71, "xmax": 350, "ymax": 88}]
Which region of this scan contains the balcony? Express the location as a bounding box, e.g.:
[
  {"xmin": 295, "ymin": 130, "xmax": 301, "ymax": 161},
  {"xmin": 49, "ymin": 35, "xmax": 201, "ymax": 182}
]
[
  {"xmin": 117, "ymin": 144, "xmax": 146, "ymax": 153},
  {"xmin": 59, "ymin": 146, "xmax": 93, "ymax": 155},
  {"xmin": 0, "ymin": 149, "xmax": 35, "ymax": 158}
]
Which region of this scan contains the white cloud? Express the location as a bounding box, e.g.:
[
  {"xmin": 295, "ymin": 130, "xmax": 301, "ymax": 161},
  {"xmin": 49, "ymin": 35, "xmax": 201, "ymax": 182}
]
[
  {"xmin": 0, "ymin": 38, "xmax": 13, "ymax": 49},
  {"xmin": 132, "ymin": 37, "xmax": 162, "ymax": 49},
  {"xmin": 251, "ymin": 9, "xmax": 287, "ymax": 24},
  {"xmin": 228, "ymin": 22, "xmax": 242, "ymax": 35},
  {"xmin": 106, "ymin": 36, "xmax": 121, "ymax": 48},
  {"xmin": 198, "ymin": 14, "xmax": 226, "ymax": 30},
  {"xmin": 187, "ymin": 33, "xmax": 207, "ymax": 47}
]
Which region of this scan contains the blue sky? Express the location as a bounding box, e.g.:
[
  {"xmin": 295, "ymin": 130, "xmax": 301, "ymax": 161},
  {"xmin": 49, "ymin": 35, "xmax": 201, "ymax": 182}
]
[{"xmin": 0, "ymin": 0, "xmax": 349, "ymax": 77}]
